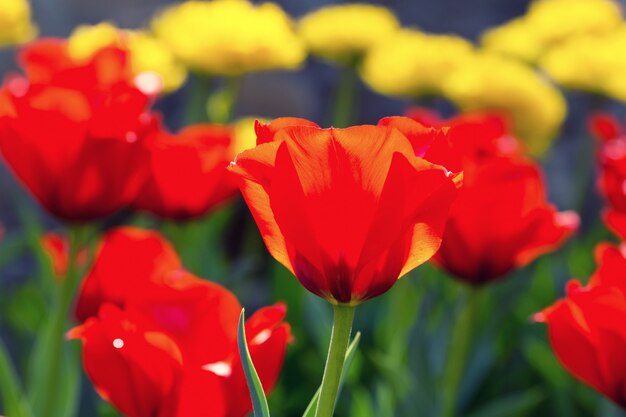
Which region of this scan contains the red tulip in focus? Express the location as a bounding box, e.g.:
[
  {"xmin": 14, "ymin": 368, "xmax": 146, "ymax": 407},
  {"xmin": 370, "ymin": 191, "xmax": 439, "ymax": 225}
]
[
  {"xmin": 69, "ymin": 227, "xmax": 291, "ymax": 417},
  {"xmin": 535, "ymin": 243, "xmax": 626, "ymax": 408},
  {"xmin": 392, "ymin": 110, "xmax": 578, "ymax": 284},
  {"xmin": 228, "ymin": 118, "xmax": 459, "ymax": 304},
  {"xmin": 0, "ymin": 39, "xmax": 156, "ymax": 221},
  {"xmin": 133, "ymin": 123, "xmax": 239, "ymax": 220},
  {"xmin": 589, "ymin": 113, "xmax": 626, "ymax": 212}
]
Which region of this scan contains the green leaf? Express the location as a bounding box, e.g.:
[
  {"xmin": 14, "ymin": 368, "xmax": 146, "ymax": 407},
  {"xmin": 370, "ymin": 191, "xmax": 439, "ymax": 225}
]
[
  {"xmin": 302, "ymin": 332, "xmax": 362, "ymax": 417},
  {"xmin": 464, "ymin": 388, "xmax": 545, "ymax": 417},
  {"xmin": 238, "ymin": 309, "xmax": 271, "ymax": 417},
  {"xmin": 0, "ymin": 338, "xmax": 33, "ymax": 417}
]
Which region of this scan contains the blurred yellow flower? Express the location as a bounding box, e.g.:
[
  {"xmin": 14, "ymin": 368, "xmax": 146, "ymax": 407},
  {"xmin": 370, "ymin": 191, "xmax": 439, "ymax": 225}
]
[
  {"xmin": 481, "ymin": 18, "xmax": 544, "ymax": 62},
  {"xmin": 540, "ymin": 26, "xmax": 626, "ymax": 101},
  {"xmin": 232, "ymin": 116, "xmax": 267, "ymax": 155},
  {"xmin": 482, "ymin": 0, "xmax": 623, "ymax": 63},
  {"xmin": 443, "ymin": 53, "xmax": 566, "ymax": 155},
  {"xmin": 298, "ymin": 3, "xmax": 399, "ymax": 63},
  {"xmin": 0, "ymin": 0, "xmax": 37, "ymax": 46},
  {"xmin": 68, "ymin": 22, "xmax": 187, "ymax": 93},
  {"xmin": 360, "ymin": 29, "xmax": 475, "ymax": 97},
  {"xmin": 68, "ymin": 22, "xmax": 122, "ymax": 59},
  {"xmin": 152, "ymin": 0, "xmax": 306, "ymax": 75}
]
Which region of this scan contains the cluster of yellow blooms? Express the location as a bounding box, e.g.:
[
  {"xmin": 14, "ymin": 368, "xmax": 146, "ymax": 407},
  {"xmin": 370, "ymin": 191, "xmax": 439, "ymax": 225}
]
[
  {"xmin": 482, "ymin": 0, "xmax": 626, "ymax": 102},
  {"xmin": 298, "ymin": 4, "xmax": 399, "ymax": 64},
  {"xmin": 0, "ymin": 0, "xmax": 37, "ymax": 46},
  {"xmin": 152, "ymin": 0, "xmax": 305, "ymax": 75},
  {"xmin": 361, "ymin": 30, "xmax": 474, "ymax": 97},
  {"xmin": 443, "ymin": 54, "xmax": 566, "ymax": 155},
  {"xmin": 5, "ymin": 0, "xmax": 626, "ymax": 155}
]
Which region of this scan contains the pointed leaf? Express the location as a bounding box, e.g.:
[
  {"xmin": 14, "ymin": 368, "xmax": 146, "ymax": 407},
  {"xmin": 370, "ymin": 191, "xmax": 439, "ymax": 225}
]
[{"xmin": 238, "ymin": 309, "xmax": 271, "ymax": 417}]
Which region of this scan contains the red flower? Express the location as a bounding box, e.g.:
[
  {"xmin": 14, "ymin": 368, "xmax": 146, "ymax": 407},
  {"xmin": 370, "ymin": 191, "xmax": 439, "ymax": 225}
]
[
  {"xmin": 535, "ymin": 244, "xmax": 626, "ymax": 408},
  {"xmin": 228, "ymin": 118, "xmax": 459, "ymax": 304},
  {"xmin": 133, "ymin": 123, "xmax": 238, "ymax": 220},
  {"xmin": 0, "ymin": 39, "xmax": 156, "ymax": 221},
  {"xmin": 588, "ymin": 113, "xmax": 626, "ymax": 212},
  {"xmin": 40, "ymin": 232, "xmax": 89, "ymax": 278},
  {"xmin": 604, "ymin": 209, "xmax": 626, "ymax": 240},
  {"xmin": 388, "ymin": 112, "xmax": 577, "ymax": 284},
  {"xmin": 75, "ymin": 227, "xmax": 181, "ymax": 322},
  {"xmin": 70, "ymin": 276, "xmax": 290, "ymax": 417}
]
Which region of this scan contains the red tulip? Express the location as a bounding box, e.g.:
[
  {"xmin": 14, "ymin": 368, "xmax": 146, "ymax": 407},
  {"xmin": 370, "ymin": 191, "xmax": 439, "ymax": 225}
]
[
  {"xmin": 0, "ymin": 39, "xmax": 156, "ymax": 221},
  {"xmin": 69, "ymin": 277, "xmax": 291, "ymax": 417},
  {"xmin": 604, "ymin": 209, "xmax": 626, "ymax": 240},
  {"xmin": 229, "ymin": 118, "xmax": 459, "ymax": 304},
  {"xmin": 75, "ymin": 227, "xmax": 181, "ymax": 322},
  {"xmin": 387, "ymin": 112, "xmax": 577, "ymax": 284},
  {"xmin": 435, "ymin": 158, "xmax": 578, "ymax": 284},
  {"xmin": 40, "ymin": 232, "xmax": 89, "ymax": 278},
  {"xmin": 133, "ymin": 123, "xmax": 238, "ymax": 219},
  {"xmin": 535, "ymin": 243, "xmax": 626, "ymax": 408},
  {"xmin": 588, "ymin": 113, "xmax": 626, "ymax": 212}
]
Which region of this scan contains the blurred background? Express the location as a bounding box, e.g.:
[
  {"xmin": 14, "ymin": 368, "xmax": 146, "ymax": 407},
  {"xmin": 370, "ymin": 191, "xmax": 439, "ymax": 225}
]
[{"xmin": 2, "ymin": 1, "xmax": 626, "ymax": 416}]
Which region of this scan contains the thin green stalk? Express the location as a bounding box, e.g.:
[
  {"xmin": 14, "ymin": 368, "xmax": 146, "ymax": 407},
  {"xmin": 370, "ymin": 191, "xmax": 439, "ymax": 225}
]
[
  {"xmin": 441, "ymin": 285, "xmax": 480, "ymax": 417},
  {"xmin": 33, "ymin": 227, "xmax": 87, "ymax": 417},
  {"xmin": 207, "ymin": 76, "xmax": 242, "ymax": 124},
  {"xmin": 314, "ymin": 304, "xmax": 356, "ymax": 417},
  {"xmin": 185, "ymin": 73, "xmax": 213, "ymax": 124},
  {"xmin": 0, "ymin": 337, "xmax": 31, "ymax": 417},
  {"xmin": 331, "ymin": 64, "xmax": 358, "ymax": 128}
]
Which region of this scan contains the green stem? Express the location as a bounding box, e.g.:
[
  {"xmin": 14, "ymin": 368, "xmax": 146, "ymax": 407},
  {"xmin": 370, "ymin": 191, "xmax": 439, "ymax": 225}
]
[
  {"xmin": 0, "ymin": 337, "xmax": 31, "ymax": 417},
  {"xmin": 314, "ymin": 304, "xmax": 356, "ymax": 417},
  {"xmin": 35, "ymin": 227, "xmax": 86, "ymax": 417},
  {"xmin": 206, "ymin": 76, "xmax": 242, "ymax": 124},
  {"xmin": 441, "ymin": 285, "xmax": 480, "ymax": 417},
  {"xmin": 185, "ymin": 73, "xmax": 213, "ymax": 124},
  {"xmin": 331, "ymin": 65, "xmax": 358, "ymax": 128}
]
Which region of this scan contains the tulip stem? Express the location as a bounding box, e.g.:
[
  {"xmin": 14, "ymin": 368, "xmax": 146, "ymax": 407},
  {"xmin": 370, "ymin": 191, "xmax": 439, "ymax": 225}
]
[
  {"xmin": 207, "ymin": 76, "xmax": 241, "ymax": 124},
  {"xmin": 441, "ymin": 285, "xmax": 480, "ymax": 417},
  {"xmin": 35, "ymin": 226, "xmax": 88, "ymax": 417},
  {"xmin": 332, "ymin": 63, "xmax": 358, "ymax": 128},
  {"xmin": 185, "ymin": 73, "xmax": 213, "ymax": 124},
  {"xmin": 314, "ymin": 304, "xmax": 356, "ymax": 417}
]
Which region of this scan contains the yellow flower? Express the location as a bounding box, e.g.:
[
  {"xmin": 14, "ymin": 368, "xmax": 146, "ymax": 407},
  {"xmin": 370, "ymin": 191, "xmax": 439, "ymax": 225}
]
[
  {"xmin": 540, "ymin": 26, "xmax": 626, "ymax": 101},
  {"xmin": 360, "ymin": 29, "xmax": 475, "ymax": 97},
  {"xmin": 481, "ymin": 18, "xmax": 543, "ymax": 62},
  {"xmin": 298, "ymin": 3, "xmax": 399, "ymax": 63},
  {"xmin": 0, "ymin": 0, "xmax": 37, "ymax": 46},
  {"xmin": 443, "ymin": 53, "xmax": 566, "ymax": 156},
  {"xmin": 482, "ymin": 0, "xmax": 622, "ymax": 63},
  {"xmin": 68, "ymin": 22, "xmax": 122, "ymax": 60},
  {"xmin": 126, "ymin": 32, "xmax": 188, "ymax": 93},
  {"xmin": 152, "ymin": 0, "xmax": 306, "ymax": 75},
  {"xmin": 68, "ymin": 22, "xmax": 187, "ymax": 92}
]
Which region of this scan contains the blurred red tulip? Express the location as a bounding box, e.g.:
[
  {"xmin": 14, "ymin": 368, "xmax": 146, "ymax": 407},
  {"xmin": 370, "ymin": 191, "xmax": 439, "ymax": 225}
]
[
  {"xmin": 589, "ymin": 113, "xmax": 626, "ymax": 212},
  {"xmin": 40, "ymin": 232, "xmax": 89, "ymax": 278},
  {"xmin": 133, "ymin": 124, "xmax": 238, "ymax": 220},
  {"xmin": 75, "ymin": 227, "xmax": 181, "ymax": 322},
  {"xmin": 604, "ymin": 209, "xmax": 626, "ymax": 240},
  {"xmin": 229, "ymin": 118, "xmax": 459, "ymax": 304},
  {"xmin": 535, "ymin": 243, "xmax": 626, "ymax": 408},
  {"xmin": 70, "ymin": 280, "xmax": 290, "ymax": 417},
  {"xmin": 390, "ymin": 110, "xmax": 577, "ymax": 284},
  {"xmin": 433, "ymin": 158, "xmax": 578, "ymax": 284},
  {"xmin": 0, "ymin": 39, "xmax": 156, "ymax": 221}
]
